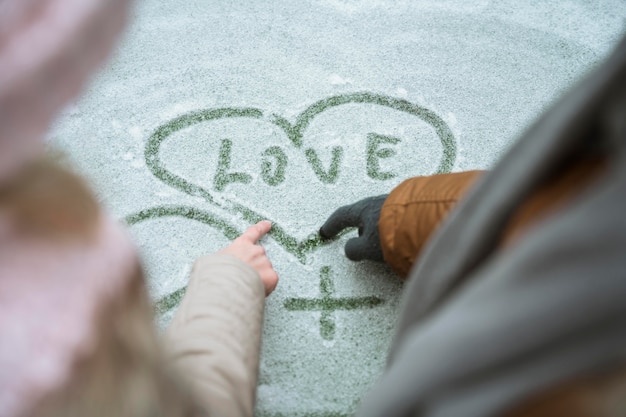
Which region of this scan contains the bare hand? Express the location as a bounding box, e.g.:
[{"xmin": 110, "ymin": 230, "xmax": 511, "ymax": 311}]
[{"xmin": 219, "ymin": 220, "xmax": 278, "ymax": 296}]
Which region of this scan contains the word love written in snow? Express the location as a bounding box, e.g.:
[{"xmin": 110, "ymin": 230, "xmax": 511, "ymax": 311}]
[{"xmin": 213, "ymin": 132, "xmax": 400, "ymax": 191}]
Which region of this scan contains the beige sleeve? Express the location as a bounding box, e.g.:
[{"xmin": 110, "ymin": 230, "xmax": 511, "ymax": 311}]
[{"xmin": 165, "ymin": 253, "xmax": 266, "ymax": 417}]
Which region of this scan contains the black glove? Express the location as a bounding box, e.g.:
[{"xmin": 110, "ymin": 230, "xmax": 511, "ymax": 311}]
[{"xmin": 319, "ymin": 194, "xmax": 388, "ymax": 262}]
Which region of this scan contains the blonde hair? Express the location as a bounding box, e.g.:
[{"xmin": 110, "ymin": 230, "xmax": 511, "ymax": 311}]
[{"xmin": 0, "ymin": 156, "xmax": 99, "ymax": 241}]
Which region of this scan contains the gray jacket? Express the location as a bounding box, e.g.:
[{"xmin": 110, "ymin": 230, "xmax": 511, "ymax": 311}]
[{"xmin": 358, "ymin": 33, "xmax": 626, "ymax": 417}]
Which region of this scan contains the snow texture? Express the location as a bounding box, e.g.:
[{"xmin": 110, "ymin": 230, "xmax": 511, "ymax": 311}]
[{"xmin": 49, "ymin": 0, "xmax": 626, "ymax": 415}]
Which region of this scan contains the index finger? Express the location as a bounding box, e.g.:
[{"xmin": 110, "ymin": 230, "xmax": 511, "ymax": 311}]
[
  {"xmin": 239, "ymin": 220, "xmax": 272, "ymax": 243},
  {"xmin": 319, "ymin": 204, "xmax": 361, "ymax": 239}
]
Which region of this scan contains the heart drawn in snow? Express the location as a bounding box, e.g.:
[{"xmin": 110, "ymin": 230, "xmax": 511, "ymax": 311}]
[{"xmin": 125, "ymin": 92, "xmax": 456, "ymax": 312}]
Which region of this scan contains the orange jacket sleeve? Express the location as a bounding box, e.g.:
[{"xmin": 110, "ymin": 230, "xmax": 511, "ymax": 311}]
[{"xmin": 378, "ymin": 171, "xmax": 484, "ymax": 278}]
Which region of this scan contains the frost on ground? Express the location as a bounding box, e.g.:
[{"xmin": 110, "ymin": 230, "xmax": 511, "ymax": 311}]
[{"xmin": 50, "ymin": 0, "xmax": 625, "ymax": 415}]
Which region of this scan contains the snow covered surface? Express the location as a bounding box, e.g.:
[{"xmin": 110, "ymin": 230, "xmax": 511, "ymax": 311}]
[{"xmin": 50, "ymin": 1, "xmax": 625, "ymax": 415}]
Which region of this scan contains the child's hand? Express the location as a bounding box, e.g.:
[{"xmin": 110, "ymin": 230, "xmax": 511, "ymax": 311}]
[{"xmin": 219, "ymin": 220, "xmax": 278, "ymax": 296}]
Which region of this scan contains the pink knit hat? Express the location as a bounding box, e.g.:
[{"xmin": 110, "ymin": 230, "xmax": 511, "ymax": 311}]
[
  {"xmin": 0, "ymin": 0, "xmax": 132, "ymax": 182},
  {"xmin": 0, "ymin": 0, "xmax": 136, "ymax": 415}
]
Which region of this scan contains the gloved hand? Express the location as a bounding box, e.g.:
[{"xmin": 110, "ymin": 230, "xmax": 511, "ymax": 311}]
[{"xmin": 319, "ymin": 194, "xmax": 388, "ymax": 262}]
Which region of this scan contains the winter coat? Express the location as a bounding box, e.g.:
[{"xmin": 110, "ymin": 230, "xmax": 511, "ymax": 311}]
[{"xmin": 358, "ymin": 32, "xmax": 626, "ymax": 417}]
